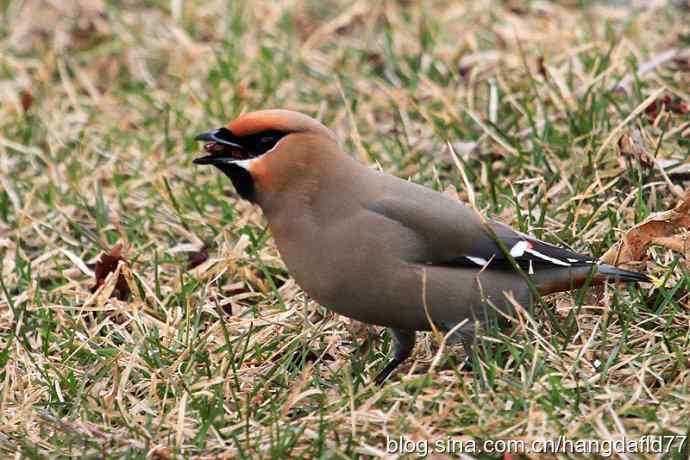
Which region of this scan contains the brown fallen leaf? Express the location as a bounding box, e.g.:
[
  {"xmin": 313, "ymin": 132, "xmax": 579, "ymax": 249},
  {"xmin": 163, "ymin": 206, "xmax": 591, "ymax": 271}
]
[
  {"xmin": 187, "ymin": 245, "xmax": 208, "ymax": 269},
  {"xmin": 19, "ymin": 89, "xmax": 33, "ymax": 112},
  {"xmin": 537, "ymin": 55, "xmax": 547, "ymax": 79},
  {"xmin": 645, "ymin": 94, "xmax": 689, "ymax": 121},
  {"xmin": 601, "ymin": 190, "xmax": 690, "ymax": 266},
  {"xmin": 651, "ymin": 235, "xmax": 689, "ymax": 255},
  {"xmin": 618, "ymin": 129, "xmax": 654, "ymax": 168},
  {"xmin": 91, "ymin": 243, "xmax": 130, "ymax": 300}
]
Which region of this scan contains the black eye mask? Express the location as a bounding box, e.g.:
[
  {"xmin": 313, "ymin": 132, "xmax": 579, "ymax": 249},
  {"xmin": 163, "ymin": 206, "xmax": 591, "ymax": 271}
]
[{"xmin": 195, "ymin": 128, "xmax": 287, "ymax": 161}]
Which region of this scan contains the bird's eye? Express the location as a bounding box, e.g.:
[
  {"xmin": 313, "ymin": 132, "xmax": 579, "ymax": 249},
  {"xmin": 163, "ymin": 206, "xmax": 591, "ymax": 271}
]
[{"xmin": 237, "ymin": 130, "xmax": 288, "ymax": 157}]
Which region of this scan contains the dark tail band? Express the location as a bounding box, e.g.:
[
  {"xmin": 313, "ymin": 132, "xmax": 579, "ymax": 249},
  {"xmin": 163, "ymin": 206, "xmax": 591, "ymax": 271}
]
[
  {"xmin": 597, "ymin": 263, "xmax": 650, "ymax": 283},
  {"xmin": 534, "ymin": 263, "xmax": 649, "ymax": 295}
]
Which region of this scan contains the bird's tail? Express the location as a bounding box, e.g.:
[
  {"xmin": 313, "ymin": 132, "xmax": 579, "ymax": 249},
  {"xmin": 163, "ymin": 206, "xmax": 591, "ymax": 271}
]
[
  {"xmin": 534, "ymin": 263, "xmax": 649, "ymax": 295},
  {"xmin": 596, "ymin": 263, "xmax": 650, "ymax": 283}
]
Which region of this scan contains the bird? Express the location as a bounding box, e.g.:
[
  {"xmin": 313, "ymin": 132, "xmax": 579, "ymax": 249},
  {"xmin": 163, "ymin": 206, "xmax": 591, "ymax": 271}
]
[{"xmin": 193, "ymin": 109, "xmax": 649, "ymax": 383}]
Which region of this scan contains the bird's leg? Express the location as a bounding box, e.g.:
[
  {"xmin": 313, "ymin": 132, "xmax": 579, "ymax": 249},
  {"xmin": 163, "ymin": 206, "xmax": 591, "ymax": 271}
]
[
  {"xmin": 460, "ymin": 335, "xmax": 476, "ymax": 371},
  {"xmin": 450, "ymin": 321, "xmax": 480, "ymax": 371},
  {"xmin": 374, "ymin": 329, "xmax": 416, "ymax": 384}
]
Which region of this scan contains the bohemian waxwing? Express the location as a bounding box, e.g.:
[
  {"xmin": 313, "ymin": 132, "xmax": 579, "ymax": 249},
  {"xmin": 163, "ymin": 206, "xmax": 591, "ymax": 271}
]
[{"xmin": 194, "ymin": 109, "xmax": 648, "ymax": 383}]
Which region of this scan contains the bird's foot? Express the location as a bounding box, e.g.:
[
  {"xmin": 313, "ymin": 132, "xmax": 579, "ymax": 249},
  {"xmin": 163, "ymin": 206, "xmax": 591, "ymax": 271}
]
[
  {"xmin": 459, "ymin": 355, "xmax": 474, "ymax": 372},
  {"xmin": 374, "ymin": 329, "xmax": 416, "ymax": 385},
  {"xmin": 374, "ymin": 358, "xmax": 404, "ymax": 385}
]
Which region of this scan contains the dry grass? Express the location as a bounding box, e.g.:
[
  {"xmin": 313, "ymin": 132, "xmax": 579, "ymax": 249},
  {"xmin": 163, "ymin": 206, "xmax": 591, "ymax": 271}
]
[{"xmin": 1, "ymin": 0, "xmax": 689, "ymax": 458}]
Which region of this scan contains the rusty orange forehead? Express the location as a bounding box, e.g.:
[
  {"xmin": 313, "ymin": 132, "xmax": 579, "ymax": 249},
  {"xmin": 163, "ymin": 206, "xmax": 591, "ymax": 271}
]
[
  {"xmin": 225, "ymin": 109, "xmax": 336, "ymax": 140},
  {"xmin": 226, "ymin": 111, "xmax": 288, "ymax": 136}
]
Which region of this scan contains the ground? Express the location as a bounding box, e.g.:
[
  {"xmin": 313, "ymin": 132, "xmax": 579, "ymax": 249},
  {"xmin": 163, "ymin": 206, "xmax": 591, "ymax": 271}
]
[{"xmin": 1, "ymin": 1, "xmax": 689, "ymax": 459}]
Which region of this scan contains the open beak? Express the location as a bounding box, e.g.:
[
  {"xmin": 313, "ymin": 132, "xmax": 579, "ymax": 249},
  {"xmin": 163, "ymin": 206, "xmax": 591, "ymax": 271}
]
[{"xmin": 193, "ymin": 130, "xmax": 246, "ymax": 165}]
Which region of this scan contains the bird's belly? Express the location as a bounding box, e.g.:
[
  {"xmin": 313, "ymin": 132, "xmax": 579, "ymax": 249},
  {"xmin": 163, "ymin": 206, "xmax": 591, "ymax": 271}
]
[
  {"xmin": 285, "ymin": 254, "xmax": 427, "ymax": 329},
  {"xmin": 274, "ymin": 236, "xmax": 421, "ymax": 328}
]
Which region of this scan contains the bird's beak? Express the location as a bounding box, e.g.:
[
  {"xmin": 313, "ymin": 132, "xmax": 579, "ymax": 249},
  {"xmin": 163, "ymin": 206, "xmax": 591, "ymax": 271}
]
[
  {"xmin": 193, "ymin": 130, "xmax": 246, "ymax": 165},
  {"xmin": 194, "ymin": 132, "xmax": 216, "ymax": 142}
]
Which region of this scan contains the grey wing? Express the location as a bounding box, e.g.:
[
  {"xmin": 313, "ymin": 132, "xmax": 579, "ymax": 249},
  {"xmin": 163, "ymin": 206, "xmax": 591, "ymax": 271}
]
[{"xmin": 367, "ymin": 194, "xmax": 596, "ymax": 271}]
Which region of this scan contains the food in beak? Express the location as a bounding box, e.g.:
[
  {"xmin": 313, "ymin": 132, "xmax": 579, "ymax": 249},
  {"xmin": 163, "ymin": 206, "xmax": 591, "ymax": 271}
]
[
  {"xmin": 205, "ymin": 142, "xmax": 252, "ymax": 159},
  {"xmin": 193, "ymin": 129, "xmax": 252, "ymax": 164},
  {"xmin": 195, "ymin": 140, "xmax": 251, "ymax": 164},
  {"xmin": 203, "ymin": 142, "xmax": 229, "ymax": 155}
]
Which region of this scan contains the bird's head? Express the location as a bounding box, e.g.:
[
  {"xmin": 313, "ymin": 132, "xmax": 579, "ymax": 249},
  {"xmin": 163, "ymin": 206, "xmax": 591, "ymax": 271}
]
[{"xmin": 193, "ymin": 109, "xmax": 337, "ymax": 204}]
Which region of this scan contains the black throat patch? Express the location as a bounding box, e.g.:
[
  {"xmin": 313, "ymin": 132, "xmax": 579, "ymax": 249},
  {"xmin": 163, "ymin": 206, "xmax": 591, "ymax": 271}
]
[{"xmin": 216, "ymin": 163, "xmax": 256, "ymax": 202}]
